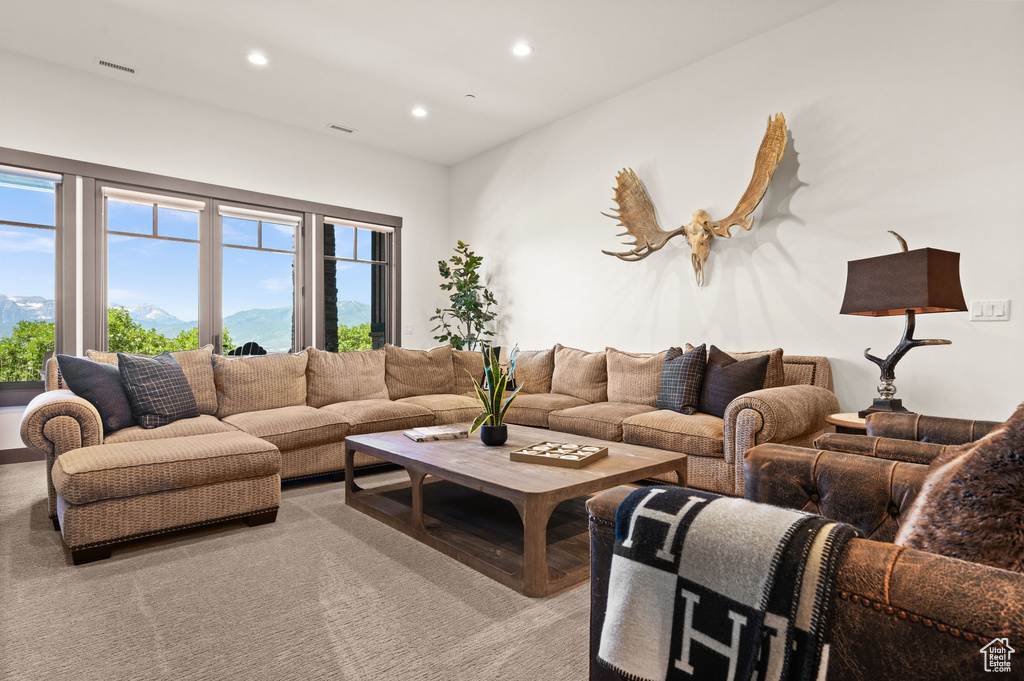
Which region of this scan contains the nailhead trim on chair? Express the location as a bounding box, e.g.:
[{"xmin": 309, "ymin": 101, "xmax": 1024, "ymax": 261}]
[
  {"xmin": 588, "ymin": 514, "xmax": 615, "ymax": 528},
  {"xmin": 838, "ymin": 591, "xmax": 984, "ymax": 643}
]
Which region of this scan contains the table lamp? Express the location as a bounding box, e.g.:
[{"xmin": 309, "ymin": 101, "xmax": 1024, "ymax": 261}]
[{"xmin": 840, "ymin": 232, "xmax": 967, "ymax": 417}]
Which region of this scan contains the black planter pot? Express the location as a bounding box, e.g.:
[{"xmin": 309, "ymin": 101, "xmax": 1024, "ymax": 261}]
[{"xmin": 479, "ymin": 424, "xmax": 508, "ymax": 446}]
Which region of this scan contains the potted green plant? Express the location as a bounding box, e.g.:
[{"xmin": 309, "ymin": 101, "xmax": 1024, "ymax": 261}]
[
  {"xmin": 430, "ymin": 241, "xmax": 497, "ymax": 351},
  {"xmin": 469, "ymin": 346, "xmax": 521, "ymax": 446}
]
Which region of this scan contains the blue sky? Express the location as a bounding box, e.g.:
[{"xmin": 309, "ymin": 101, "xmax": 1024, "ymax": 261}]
[{"xmin": 1, "ymin": 182, "xmax": 372, "ymax": 321}]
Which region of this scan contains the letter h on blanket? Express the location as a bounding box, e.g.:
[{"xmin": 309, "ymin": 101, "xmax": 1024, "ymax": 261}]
[{"xmin": 599, "ymin": 486, "xmax": 861, "ymax": 681}]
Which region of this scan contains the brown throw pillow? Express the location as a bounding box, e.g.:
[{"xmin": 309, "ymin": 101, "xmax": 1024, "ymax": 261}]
[
  {"xmin": 551, "ymin": 344, "xmax": 607, "ymax": 403},
  {"xmin": 606, "ymin": 347, "xmax": 679, "ymax": 407},
  {"xmin": 88, "ymin": 345, "xmax": 218, "ymax": 415},
  {"xmin": 452, "ymin": 349, "xmax": 486, "ymax": 395},
  {"xmin": 724, "ymin": 348, "xmax": 785, "ymax": 389},
  {"xmin": 212, "ymin": 350, "xmax": 309, "ymax": 418},
  {"xmin": 305, "ymin": 347, "xmax": 388, "ymax": 407},
  {"xmin": 895, "ymin": 403, "xmax": 1024, "ymax": 573},
  {"xmin": 384, "ymin": 344, "xmax": 455, "ymax": 400},
  {"xmin": 513, "ymin": 347, "xmax": 555, "ymax": 394},
  {"xmin": 698, "ymin": 345, "xmax": 769, "ymax": 418}
]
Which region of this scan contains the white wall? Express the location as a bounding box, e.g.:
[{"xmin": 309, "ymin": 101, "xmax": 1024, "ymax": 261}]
[
  {"xmin": 450, "ymin": 0, "xmax": 1024, "ymax": 421},
  {"xmin": 0, "ymin": 50, "xmax": 452, "ymax": 448}
]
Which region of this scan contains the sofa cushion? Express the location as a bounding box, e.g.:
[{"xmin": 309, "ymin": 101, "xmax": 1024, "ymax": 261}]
[
  {"xmin": 606, "ymin": 347, "xmax": 680, "ymax": 407},
  {"xmin": 551, "ymin": 344, "xmax": 607, "ymax": 403},
  {"xmin": 320, "ymin": 399, "xmax": 433, "ymax": 436},
  {"xmin": 212, "ymin": 350, "xmax": 308, "ymax": 418},
  {"xmin": 513, "ymin": 347, "xmax": 555, "ymax": 394},
  {"xmin": 88, "ymin": 345, "xmax": 218, "ymax": 415},
  {"xmin": 52, "ymin": 431, "xmax": 280, "ymax": 505},
  {"xmin": 726, "ymin": 348, "xmax": 785, "ymax": 389},
  {"xmin": 622, "ymin": 410, "xmax": 725, "ymax": 457},
  {"xmin": 452, "ymin": 349, "xmax": 485, "ymax": 395},
  {"xmin": 503, "ymin": 393, "xmax": 590, "ymax": 428},
  {"xmin": 384, "ymin": 344, "xmax": 455, "ymax": 399},
  {"xmin": 56, "ymin": 354, "xmax": 136, "ymax": 433},
  {"xmin": 398, "ymin": 394, "xmax": 481, "ymax": 426},
  {"xmin": 698, "ymin": 346, "xmax": 770, "ymax": 418},
  {"xmin": 104, "ymin": 414, "xmax": 238, "ymax": 444},
  {"xmin": 222, "ymin": 405, "xmax": 350, "ymax": 451},
  {"xmin": 549, "ymin": 402, "xmax": 658, "ymax": 442},
  {"xmin": 895, "ymin": 403, "xmax": 1024, "ymax": 573},
  {"xmin": 117, "ymin": 352, "xmax": 200, "ymax": 429},
  {"xmin": 305, "ymin": 347, "xmax": 388, "ymax": 407},
  {"xmin": 657, "ymin": 344, "xmax": 706, "ymax": 415}
]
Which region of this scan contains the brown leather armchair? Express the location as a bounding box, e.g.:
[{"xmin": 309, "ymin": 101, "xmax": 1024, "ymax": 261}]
[{"xmin": 587, "ymin": 411, "xmax": 1024, "ymax": 681}]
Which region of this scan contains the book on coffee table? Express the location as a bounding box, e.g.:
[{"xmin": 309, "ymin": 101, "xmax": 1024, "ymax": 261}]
[{"xmin": 404, "ymin": 425, "xmax": 469, "ymax": 442}]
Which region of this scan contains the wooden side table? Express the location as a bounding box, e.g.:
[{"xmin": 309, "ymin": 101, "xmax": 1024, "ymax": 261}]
[{"xmin": 826, "ymin": 412, "xmax": 867, "ymax": 435}]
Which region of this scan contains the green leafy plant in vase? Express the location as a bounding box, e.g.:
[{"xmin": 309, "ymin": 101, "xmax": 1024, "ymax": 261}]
[
  {"xmin": 469, "ymin": 346, "xmax": 521, "ymax": 446},
  {"xmin": 430, "ymin": 240, "xmax": 497, "ymax": 351}
]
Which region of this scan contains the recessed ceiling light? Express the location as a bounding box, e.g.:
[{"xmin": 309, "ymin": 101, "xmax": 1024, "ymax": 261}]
[
  {"xmin": 411, "ymin": 106, "xmax": 428, "ymax": 118},
  {"xmin": 247, "ymin": 52, "xmax": 268, "ymax": 66},
  {"xmin": 512, "ymin": 42, "xmax": 533, "ymax": 57}
]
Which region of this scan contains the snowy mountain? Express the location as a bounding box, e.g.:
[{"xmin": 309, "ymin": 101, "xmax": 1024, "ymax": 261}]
[{"xmin": 0, "ymin": 294, "xmax": 56, "ymax": 337}]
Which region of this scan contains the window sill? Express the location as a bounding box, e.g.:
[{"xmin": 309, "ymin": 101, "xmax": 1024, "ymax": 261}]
[{"xmin": 0, "ymin": 382, "xmax": 45, "ymax": 407}]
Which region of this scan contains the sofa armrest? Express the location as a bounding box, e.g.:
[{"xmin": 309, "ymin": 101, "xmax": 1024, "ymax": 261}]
[
  {"xmin": 744, "ymin": 443, "xmax": 927, "ymax": 542},
  {"xmin": 20, "ymin": 389, "xmax": 104, "ymax": 521},
  {"xmin": 723, "ymin": 384, "xmax": 839, "ymax": 465},
  {"xmin": 830, "ymin": 539, "xmax": 1024, "ymax": 679},
  {"xmin": 865, "ymin": 411, "xmax": 1000, "ymax": 444},
  {"xmin": 813, "ymin": 432, "xmax": 956, "ymax": 465}
]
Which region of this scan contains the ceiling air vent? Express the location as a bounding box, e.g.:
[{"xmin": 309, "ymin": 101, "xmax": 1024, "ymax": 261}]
[
  {"xmin": 327, "ymin": 123, "xmax": 356, "ymax": 134},
  {"xmin": 94, "ymin": 58, "xmax": 136, "ymax": 75}
]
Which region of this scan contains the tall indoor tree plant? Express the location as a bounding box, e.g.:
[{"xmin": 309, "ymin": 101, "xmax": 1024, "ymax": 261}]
[{"xmin": 431, "ymin": 241, "xmax": 497, "ymax": 350}]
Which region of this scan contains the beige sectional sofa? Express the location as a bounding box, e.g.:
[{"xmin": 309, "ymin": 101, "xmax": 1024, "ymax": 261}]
[{"xmin": 20, "ymin": 342, "xmax": 837, "ymax": 563}]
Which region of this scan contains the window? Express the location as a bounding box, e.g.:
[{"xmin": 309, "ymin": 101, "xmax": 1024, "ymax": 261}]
[
  {"xmin": 322, "ymin": 219, "xmax": 392, "ymax": 352},
  {"xmin": 0, "ymin": 147, "xmax": 401, "ymax": 404},
  {"xmin": 0, "ymin": 165, "xmax": 60, "ymax": 384},
  {"xmin": 219, "ymin": 205, "xmax": 302, "ymax": 353},
  {"xmin": 103, "ymin": 187, "xmax": 205, "ymax": 354}
]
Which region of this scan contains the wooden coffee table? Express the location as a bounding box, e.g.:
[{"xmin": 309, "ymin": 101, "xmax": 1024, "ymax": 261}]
[{"xmin": 344, "ymin": 423, "xmax": 687, "ymax": 597}]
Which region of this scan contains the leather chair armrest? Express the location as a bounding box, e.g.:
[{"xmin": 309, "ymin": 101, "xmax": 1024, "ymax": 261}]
[
  {"xmin": 587, "ymin": 486, "xmax": 635, "ymax": 681},
  {"xmin": 830, "ymin": 539, "xmax": 1024, "ymax": 679},
  {"xmin": 744, "ymin": 444, "xmax": 927, "ymax": 542},
  {"xmin": 866, "ymin": 411, "xmax": 1000, "ymax": 444},
  {"xmin": 19, "ymin": 389, "xmax": 103, "ymax": 521},
  {"xmin": 813, "ymin": 432, "xmax": 954, "ymax": 465}
]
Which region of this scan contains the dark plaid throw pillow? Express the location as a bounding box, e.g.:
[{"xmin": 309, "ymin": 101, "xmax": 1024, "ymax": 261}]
[
  {"xmin": 698, "ymin": 345, "xmax": 769, "ymax": 419},
  {"xmin": 117, "ymin": 352, "xmax": 199, "ymax": 429},
  {"xmin": 56, "ymin": 354, "xmax": 136, "ymax": 434},
  {"xmin": 656, "ymin": 344, "xmax": 707, "ymax": 415}
]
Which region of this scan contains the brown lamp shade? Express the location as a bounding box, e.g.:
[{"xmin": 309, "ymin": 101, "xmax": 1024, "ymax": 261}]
[{"xmin": 840, "ymin": 248, "xmax": 967, "ymax": 317}]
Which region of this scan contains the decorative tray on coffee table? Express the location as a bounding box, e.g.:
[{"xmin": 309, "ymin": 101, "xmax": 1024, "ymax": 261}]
[{"xmin": 509, "ymin": 442, "xmax": 608, "ymax": 469}]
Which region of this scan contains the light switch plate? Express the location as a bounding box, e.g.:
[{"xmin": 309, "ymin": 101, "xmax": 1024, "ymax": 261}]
[
  {"xmin": 970, "ymin": 299, "xmax": 1011, "ymax": 322},
  {"xmin": 403, "ymin": 324, "xmax": 414, "ymax": 335}
]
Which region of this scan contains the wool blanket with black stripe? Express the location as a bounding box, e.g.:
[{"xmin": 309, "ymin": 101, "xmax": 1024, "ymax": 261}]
[{"xmin": 597, "ymin": 487, "xmax": 860, "ymax": 681}]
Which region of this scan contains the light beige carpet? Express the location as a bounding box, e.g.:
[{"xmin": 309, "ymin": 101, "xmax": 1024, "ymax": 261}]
[{"xmin": 0, "ymin": 461, "xmax": 589, "ymax": 680}]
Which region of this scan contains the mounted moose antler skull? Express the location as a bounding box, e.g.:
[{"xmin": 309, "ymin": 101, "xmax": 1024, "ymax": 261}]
[{"xmin": 601, "ymin": 113, "xmax": 787, "ymax": 286}]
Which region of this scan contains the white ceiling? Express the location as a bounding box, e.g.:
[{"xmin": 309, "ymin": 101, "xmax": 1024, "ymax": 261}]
[{"xmin": 1, "ymin": 0, "xmax": 836, "ymax": 166}]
